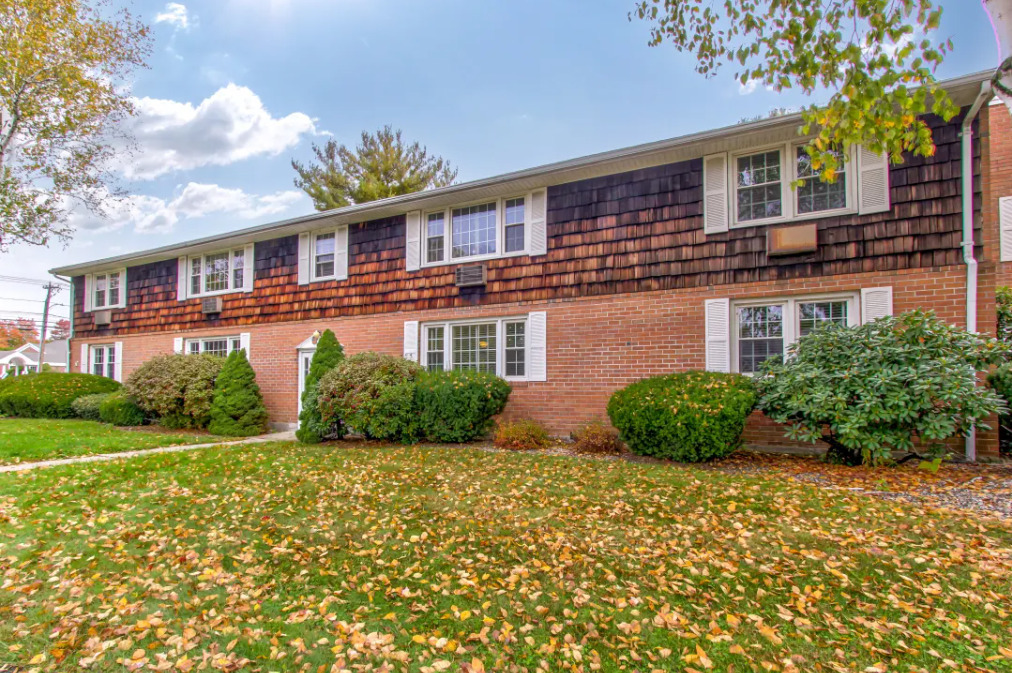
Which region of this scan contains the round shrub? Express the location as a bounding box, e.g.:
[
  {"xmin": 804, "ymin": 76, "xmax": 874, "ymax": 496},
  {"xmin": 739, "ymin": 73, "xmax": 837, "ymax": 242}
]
[
  {"xmin": 0, "ymin": 373, "xmax": 121, "ymax": 419},
  {"xmin": 759, "ymin": 310, "xmax": 1008, "ymax": 466},
  {"xmin": 607, "ymin": 371, "xmax": 756, "ymax": 462},
  {"xmin": 71, "ymin": 393, "xmax": 111, "ymax": 421},
  {"xmin": 414, "ymin": 370, "xmax": 511, "ymax": 442},
  {"xmin": 99, "ymin": 390, "xmax": 146, "ymax": 426},
  {"xmin": 208, "ymin": 349, "xmax": 269, "ymax": 437},
  {"xmin": 125, "ymin": 354, "xmax": 223, "ymax": 429},
  {"xmin": 493, "ymin": 419, "xmax": 551, "ymax": 451},
  {"xmin": 317, "ymin": 353, "xmax": 423, "ymax": 441},
  {"xmin": 571, "ymin": 420, "xmax": 624, "ymax": 454},
  {"xmin": 296, "ymin": 329, "xmax": 346, "ymax": 443}
]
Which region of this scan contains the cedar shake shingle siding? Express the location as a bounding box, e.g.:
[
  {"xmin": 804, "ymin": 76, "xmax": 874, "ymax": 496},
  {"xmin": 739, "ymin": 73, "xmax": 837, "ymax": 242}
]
[{"xmin": 73, "ymin": 112, "xmax": 978, "ymax": 339}]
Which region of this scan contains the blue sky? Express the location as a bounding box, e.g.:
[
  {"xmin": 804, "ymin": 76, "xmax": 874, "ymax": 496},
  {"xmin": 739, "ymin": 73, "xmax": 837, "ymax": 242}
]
[{"xmin": 0, "ymin": 0, "xmax": 1001, "ymax": 329}]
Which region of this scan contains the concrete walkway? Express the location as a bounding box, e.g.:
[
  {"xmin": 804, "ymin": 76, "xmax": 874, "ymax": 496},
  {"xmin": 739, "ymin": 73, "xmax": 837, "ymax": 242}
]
[{"xmin": 0, "ymin": 430, "xmax": 296, "ymax": 474}]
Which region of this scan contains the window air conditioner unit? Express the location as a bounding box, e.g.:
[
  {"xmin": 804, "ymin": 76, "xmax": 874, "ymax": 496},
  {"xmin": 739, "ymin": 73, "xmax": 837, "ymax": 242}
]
[
  {"xmin": 93, "ymin": 310, "xmax": 112, "ymax": 327},
  {"xmin": 201, "ymin": 296, "xmax": 223, "ymax": 314},
  {"xmin": 455, "ymin": 264, "xmax": 487, "ymax": 288}
]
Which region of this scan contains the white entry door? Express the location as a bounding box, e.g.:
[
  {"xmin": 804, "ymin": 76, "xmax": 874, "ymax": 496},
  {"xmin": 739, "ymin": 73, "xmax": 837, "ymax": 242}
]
[{"xmin": 297, "ymin": 350, "xmax": 315, "ymax": 415}]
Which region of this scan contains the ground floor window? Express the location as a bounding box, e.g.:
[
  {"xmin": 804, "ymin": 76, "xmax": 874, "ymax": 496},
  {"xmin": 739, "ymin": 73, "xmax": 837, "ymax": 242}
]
[
  {"xmin": 733, "ymin": 295, "xmax": 855, "ymax": 374},
  {"xmin": 90, "ymin": 345, "xmax": 116, "ymax": 379},
  {"xmin": 186, "ymin": 336, "xmax": 243, "ymax": 358},
  {"xmin": 422, "ymin": 317, "xmax": 528, "ymax": 379}
]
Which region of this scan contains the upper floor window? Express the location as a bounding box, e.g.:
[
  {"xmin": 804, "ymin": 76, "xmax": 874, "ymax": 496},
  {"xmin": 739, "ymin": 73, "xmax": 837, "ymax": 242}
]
[
  {"xmin": 297, "ymin": 227, "xmax": 348, "ymax": 285},
  {"xmin": 732, "ymin": 143, "xmax": 854, "ymax": 226},
  {"xmin": 84, "ymin": 269, "xmax": 127, "ymax": 311},
  {"xmin": 93, "ymin": 271, "xmax": 123, "ymax": 309},
  {"xmin": 423, "ymin": 195, "xmax": 531, "ymax": 266},
  {"xmin": 190, "ymin": 249, "xmax": 245, "ymax": 297}
]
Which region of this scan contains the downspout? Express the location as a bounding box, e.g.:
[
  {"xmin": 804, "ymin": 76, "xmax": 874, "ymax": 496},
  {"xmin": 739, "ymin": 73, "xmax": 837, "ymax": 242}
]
[{"xmin": 962, "ymin": 81, "xmax": 995, "ymax": 461}]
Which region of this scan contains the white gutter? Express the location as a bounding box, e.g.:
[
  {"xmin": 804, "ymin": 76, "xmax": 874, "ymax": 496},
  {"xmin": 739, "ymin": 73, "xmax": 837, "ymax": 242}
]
[{"xmin": 961, "ymin": 81, "xmax": 995, "ymax": 461}]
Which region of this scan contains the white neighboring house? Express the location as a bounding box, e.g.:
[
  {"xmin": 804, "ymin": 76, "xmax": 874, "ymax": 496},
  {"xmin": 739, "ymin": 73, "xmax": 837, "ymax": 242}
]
[{"xmin": 0, "ymin": 340, "xmax": 69, "ymax": 378}]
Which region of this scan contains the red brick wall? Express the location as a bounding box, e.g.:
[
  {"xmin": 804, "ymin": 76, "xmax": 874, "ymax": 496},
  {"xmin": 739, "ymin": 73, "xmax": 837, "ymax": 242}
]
[
  {"xmin": 71, "ymin": 265, "xmax": 999, "ymax": 457},
  {"xmin": 984, "ymin": 103, "xmax": 1012, "ymax": 290}
]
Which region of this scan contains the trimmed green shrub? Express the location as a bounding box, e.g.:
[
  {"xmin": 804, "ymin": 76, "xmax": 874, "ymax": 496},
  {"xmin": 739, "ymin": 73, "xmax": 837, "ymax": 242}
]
[
  {"xmin": 125, "ymin": 354, "xmax": 223, "ymax": 429},
  {"xmin": 99, "ymin": 390, "xmax": 146, "ymax": 426},
  {"xmin": 608, "ymin": 372, "xmax": 756, "ymax": 462},
  {"xmin": 71, "ymin": 393, "xmax": 111, "ymax": 421},
  {"xmin": 413, "ymin": 369, "xmax": 511, "ymax": 442},
  {"xmin": 494, "ymin": 419, "xmax": 551, "ymax": 451},
  {"xmin": 296, "ymin": 330, "xmax": 345, "ymax": 443},
  {"xmin": 0, "ymin": 373, "xmax": 121, "ymax": 419},
  {"xmin": 759, "ymin": 310, "xmax": 1008, "ymax": 466},
  {"xmin": 987, "ymin": 363, "xmax": 1012, "ymax": 457},
  {"xmin": 998, "ymin": 286, "xmax": 1012, "ymax": 344},
  {"xmin": 571, "ymin": 420, "xmax": 624, "ymax": 455},
  {"xmin": 208, "ymin": 350, "xmax": 269, "ymax": 437},
  {"xmin": 317, "ymin": 353, "xmax": 423, "ymax": 441}
]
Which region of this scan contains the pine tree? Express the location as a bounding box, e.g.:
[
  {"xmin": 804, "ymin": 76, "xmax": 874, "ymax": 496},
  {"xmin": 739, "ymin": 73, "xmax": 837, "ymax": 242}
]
[
  {"xmin": 296, "ymin": 329, "xmax": 345, "ymax": 443},
  {"xmin": 208, "ymin": 349, "xmax": 269, "ymax": 437}
]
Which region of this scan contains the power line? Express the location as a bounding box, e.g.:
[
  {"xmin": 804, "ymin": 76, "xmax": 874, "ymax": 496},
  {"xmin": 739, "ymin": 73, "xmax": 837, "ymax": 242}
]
[{"xmin": 0, "ymin": 275, "xmax": 69, "ymax": 287}]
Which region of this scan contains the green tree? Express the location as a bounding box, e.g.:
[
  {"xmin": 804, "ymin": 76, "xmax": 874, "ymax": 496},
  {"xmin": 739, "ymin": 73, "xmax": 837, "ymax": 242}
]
[
  {"xmin": 0, "ymin": 0, "xmax": 150, "ymax": 249},
  {"xmin": 630, "ymin": 0, "xmax": 1000, "ymax": 182},
  {"xmin": 208, "ymin": 349, "xmax": 269, "ymax": 437},
  {"xmin": 292, "ymin": 125, "xmax": 457, "ymax": 211},
  {"xmin": 296, "ymin": 330, "xmax": 345, "ymax": 443}
]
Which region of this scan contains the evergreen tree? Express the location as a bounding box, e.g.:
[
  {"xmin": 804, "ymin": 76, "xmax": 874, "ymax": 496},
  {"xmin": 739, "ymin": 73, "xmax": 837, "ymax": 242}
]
[
  {"xmin": 208, "ymin": 349, "xmax": 269, "ymax": 437},
  {"xmin": 292, "ymin": 126, "xmax": 457, "ymax": 211},
  {"xmin": 296, "ymin": 329, "xmax": 345, "ymax": 443}
]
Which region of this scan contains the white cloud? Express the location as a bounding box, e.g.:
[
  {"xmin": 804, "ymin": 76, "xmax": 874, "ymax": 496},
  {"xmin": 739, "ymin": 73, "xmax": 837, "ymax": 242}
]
[
  {"xmin": 738, "ymin": 79, "xmax": 758, "ymax": 96},
  {"xmin": 120, "ymin": 84, "xmax": 317, "ymax": 180},
  {"xmin": 155, "ymin": 3, "xmax": 191, "ymax": 30},
  {"xmin": 66, "ymin": 183, "xmax": 307, "ymax": 235}
]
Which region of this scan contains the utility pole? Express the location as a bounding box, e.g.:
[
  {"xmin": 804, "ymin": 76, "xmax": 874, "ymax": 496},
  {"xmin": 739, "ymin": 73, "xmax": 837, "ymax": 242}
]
[{"xmin": 37, "ymin": 283, "xmax": 60, "ymax": 373}]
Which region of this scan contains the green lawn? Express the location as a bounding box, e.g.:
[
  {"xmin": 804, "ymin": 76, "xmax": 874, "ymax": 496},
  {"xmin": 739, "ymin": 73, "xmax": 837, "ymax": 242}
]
[
  {"xmin": 0, "ymin": 418, "xmax": 211, "ymax": 465},
  {"xmin": 0, "ymin": 443, "xmax": 1010, "ymax": 672}
]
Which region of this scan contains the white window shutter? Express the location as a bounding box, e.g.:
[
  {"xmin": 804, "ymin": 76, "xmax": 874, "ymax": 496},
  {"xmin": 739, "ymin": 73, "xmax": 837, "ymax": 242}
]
[
  {"xmin": 177, "ymin": 257, "xmax": 188, "ymax": 301},
  {"xmin": 528, "ymin": 190, "xmax": 548, "ymax": 256},
  {"xmin": 80, "ymin": 343, "xmax": 89, "ymax": 373},
  {"xmin": 239, "ymin": 332, "xmax": 251, "ymax": 355},
  {"xmin": 173, "ymin": 337, "xmax": 184, "ymax": 354},
  {"xmin": 703, "ymin": 153, "xmax": 729, "ymax": 234},
  {"xmin": 117, "ymin": 269, "xmax": 128, "ymax": 309},
  {"xmin": 298, "ymin": 233, "xmax": 311, "ymax": 285},
  {"xmin": 528, "ymin": 311, "xmax": 547, "ymax": 381},
  {"xmin": 705, "ymin": 298, "xmax": 731, "ymax": 372},
  {"xmin": 243, "ymin": 244, "xmax": 255, "ymax": 292},
  {"xmin": 857, "ymin": 145, "xmax": 891, "ymax": 214},
  {"xmin": 861, "ymin": 286, "xmax": 893, "ymax": 323},
  {"xmin": 403, "ymin": 321, "xmax": 419, "ymax": 361},
  {"xmin": 405, "ymin": 211, "xmax": 421, "ymax": 271},
  {"xmin": 335, "ymin": 226, "xmax": 349, "ymax": 280},
  {"xmin": 113, "ymin": 341, "xmax": 123, "ymax": 382},
  {"xmin": 1000, "ymin": 196, "xmax": 1012, "ymax": 262},
  {"xmin": 84, "ymin": 275, "xmax": 94, "ymax": 312}
]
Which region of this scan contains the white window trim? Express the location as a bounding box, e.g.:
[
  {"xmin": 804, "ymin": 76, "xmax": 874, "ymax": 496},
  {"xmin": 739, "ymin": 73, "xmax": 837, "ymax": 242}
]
[
  {"xmin": 85, "ymin": 269, "xmax": 127, "ymax": 312},
  {"xmin": 185, "ymin": 249, "xmax": 247, "ymax": 298},
  {"xmin": 730, "ymin": 142, "xmax": 857, "ymax": 229},
  {"xmin": 421, "ymin": 195, "xmax": 530, "ymax": 268},
  {"xmin": 300, "ymin": 226, "xmax": 349, "ymax": 284},
  {"xmin": 184, "ymin": 335, "xmax": 244, "ymax": 357},
  {"xmin": 310, "ymin": 229, "xmax": 337, "ymax": 282},
  {"xmin": 730, "ymin": 292, "xmax": 859, "ymax": 375},
  {"xmin": 420, "ymin": 315, "xmax": 530, "ymax": 381},
  {"xmin": 89, "ymin": 344, "xmax": 117, "ymax": 380}
]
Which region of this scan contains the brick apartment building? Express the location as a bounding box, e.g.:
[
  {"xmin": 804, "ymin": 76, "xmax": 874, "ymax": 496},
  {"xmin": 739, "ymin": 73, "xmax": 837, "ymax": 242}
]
[{"xmin": 54, "ymin": 71, "xmax": 1012, "ymax": 458}]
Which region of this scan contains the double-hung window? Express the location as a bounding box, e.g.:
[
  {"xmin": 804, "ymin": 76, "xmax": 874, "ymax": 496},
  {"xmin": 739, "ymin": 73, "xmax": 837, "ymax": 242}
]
[
  {"xmin": 87, "ymin": 269, "xmax": 126, "ymax": 310},
  {"xmin": 424, "ymin": 195, "xmax": 527, "ymax": 265},
  {"xmin": 731, "ymin": 143, "xmax": 855, "ymax": 227},
  {"xmin": 298, "ymin": 227, "xmax": 348, "ymax": 284},
  {"xmin": 189, "ymin": 249, "xmax": 245, "ymax": 297},
  {"xmin": 422, "ymin": 317, "xmax": 528, "ymax": 380},
  {"xmin": 313, "ymin": 232, "xmax": 336, "ymax": 280},
  {"xmin": 733, "ymin": 295, "xmax": 856, "ymax": 374},
  {"xmin": 186, "ymin": 336, "xmax": 243, "ymax": 358},
  {"xmin": 90, "ymin": 345, "xmax": 116, "ymax": 379}
]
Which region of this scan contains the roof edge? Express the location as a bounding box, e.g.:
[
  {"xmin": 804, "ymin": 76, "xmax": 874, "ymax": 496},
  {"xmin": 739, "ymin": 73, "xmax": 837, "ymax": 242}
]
[{"xmin": 51, "ymin": 69, "xmax": 994, "ymax": 277}]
